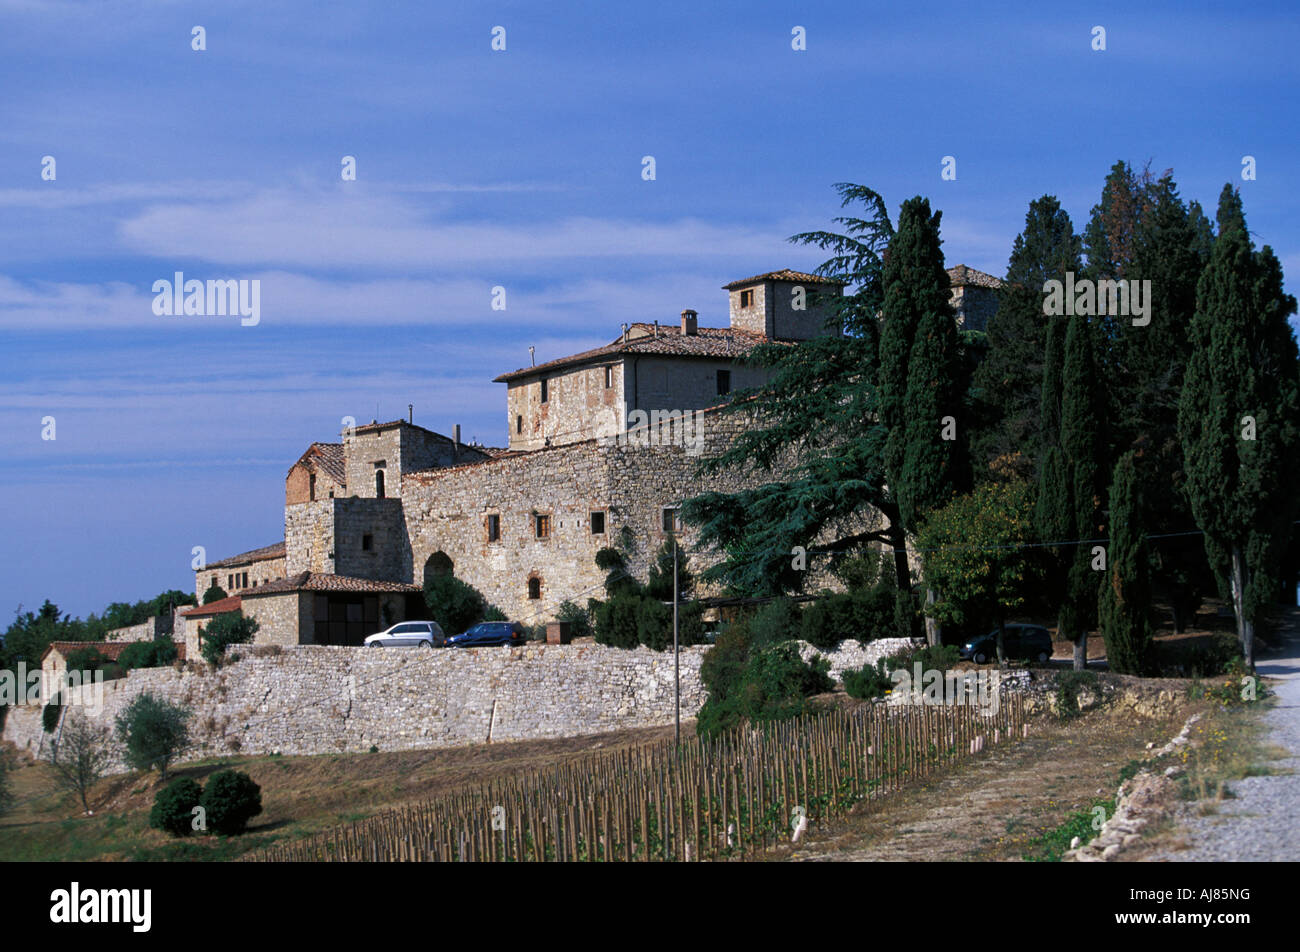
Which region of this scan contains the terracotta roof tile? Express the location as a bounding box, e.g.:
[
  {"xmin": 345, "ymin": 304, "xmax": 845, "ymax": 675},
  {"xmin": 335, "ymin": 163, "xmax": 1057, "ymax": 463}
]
[
  {"xmin": 947, "ymin": 264, "xmax": 1003, "ymax": 289},
  {"xmin": 206, "ymin": 542, "xmax": 286, "ymax": 570},
  {"xmin": 494, "ymin": 325, "xmax": 774, "ymax": 383},
  {"xmin": 722, "ymin": 269, "xmax": 847, "ymax": 290},
  {"xmin": 179, "ymin": 595, "xmax": 243, "ymax": 617},
  {"xmin": 238, "ymin": 572, "xmax": 422, "ymax": 596}
]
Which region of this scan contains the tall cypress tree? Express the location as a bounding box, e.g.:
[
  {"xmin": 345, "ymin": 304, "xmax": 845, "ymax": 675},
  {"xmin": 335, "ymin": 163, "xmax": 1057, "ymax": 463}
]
[
  {"xmin": 1056, "ymin": 310, "xmax": 1108, "ymax": 669},
  {"xmin": 1099, "ymin": 450, "xmax": 1154, "ymax": 674},
  {"xmin": 1178, "ymin": 185, "xmax": 1300, "ymax": 667},
  {"xmin": 972, "ymin": 196, "xmax": 1081, "ymax": 477}
]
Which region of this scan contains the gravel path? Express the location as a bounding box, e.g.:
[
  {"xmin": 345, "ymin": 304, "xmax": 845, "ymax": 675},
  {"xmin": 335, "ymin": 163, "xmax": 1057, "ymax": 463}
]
[{"xmin": 1147, "ymin": 611, "xmax": 1300, "ymax": 862}]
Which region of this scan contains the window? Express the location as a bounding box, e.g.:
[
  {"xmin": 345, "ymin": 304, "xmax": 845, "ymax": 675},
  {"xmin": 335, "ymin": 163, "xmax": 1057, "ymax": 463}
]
[
  {"xmin": 362, "ymin": 534, "xmax": 373, "ymax": 551},
  {"xmin": 662, "ymin": 507, "xmax": 682, "ymax": 532},
  {"xmin": 486, "ymin": 514, "xmax": 501, "ymax": 542},
  {"xmin": 516, "ymin": 414, "xmax": 523, "ymax": 435},
  {"xmin": 309, "ymin": 473, "xmax": 316, "ymax": 501},
  {"xmin": 527, "ymin": 577, "xmax": 541, "ymax": 600},
  {"xmin": 740, "ymin": 289, "xmax": 754, "ymax": 308},
  {"xmin": 604, "ymin": 365, "xmax": 613, "ymax": 388},
  {"xmin": 540, "ymin": 378, "xmax": 549, "ymax": 403},
  {"xmin": 590, "ymin": 510, "xmax": 606, "ymax": 535},
  {"xmin": 210, "ymin": 575, "xmax": 217, "ymax": 590},
  {"xmin": 535, "ymin": 513, "xmax": 551, "ymax": 539},
  {"xmin": 228, "ymin": 574, "xmax": 234, "ymax": 589},
  {"xmin": 717, "ymin": 369, "xmax": 731, "ymax": 396},
  {"xmin": 375, "ymin": 470, "xmax": 385, "ymax": 498},
  {"xmin": 241, "ymin": 571, "xmax": 249, "ymax": 587}
]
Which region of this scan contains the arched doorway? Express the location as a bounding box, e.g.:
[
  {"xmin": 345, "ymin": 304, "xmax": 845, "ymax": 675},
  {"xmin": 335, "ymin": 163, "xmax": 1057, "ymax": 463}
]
[{"xmin": 423, "ymin": 551, "xmax": 454, "ymax": 588}]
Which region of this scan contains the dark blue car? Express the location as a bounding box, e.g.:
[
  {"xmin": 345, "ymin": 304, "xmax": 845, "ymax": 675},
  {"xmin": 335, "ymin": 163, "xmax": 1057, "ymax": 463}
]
[{"xmin": 445, "ymin": 621, "xmax": 527, "ymax": 648}]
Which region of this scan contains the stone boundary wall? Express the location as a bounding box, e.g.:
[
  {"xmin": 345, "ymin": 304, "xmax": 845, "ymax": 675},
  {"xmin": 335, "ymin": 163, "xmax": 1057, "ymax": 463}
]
[
  {"xmin": 3, "ymin": 643, "xmax": 708, "ymax": 774},
  {"xmin": 797, "ymin": 638, "xmax": 919, "ymax": 681}
]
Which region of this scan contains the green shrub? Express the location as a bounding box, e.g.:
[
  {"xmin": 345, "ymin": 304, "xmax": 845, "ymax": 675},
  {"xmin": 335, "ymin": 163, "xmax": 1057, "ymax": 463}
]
[
  {"xmin": 63, "ymin": 646, "xmax": 110, "ymax": 675},
  {"xmin": 118, "ymin": 639, "xmax": 178, "ymax": 671},
  {"xmin": 697, "ymin": 640, "xmax": 832, "ymax": 735},
  {"xmin": 593, "ymin": 594, "xmax": 642, "ymax": 649},
  {"xmin": 149, "ymin": 777, "xmax": 203, "ymax": 837},
  {"xmin": 199, "ymin": 769, "xmax": 262, "ymax": 835},
  {"xmin": 42, "ymin": 691, "xmax": 63, "ymax": 733},
  {"xmin": 842, "ymin": 659, "xmax": 894, "ymax": 700},
  {"xmin": 199, "ymin": 613, "xmax": 259, "ymax": 664},
  {"xmin": 747, "ymin": 598, "xmax": 802, "ymax": 648},
  {"xmin": 1055, "ymin": 670, "xmax": 1100, "ymax": 720},
  {"xmin": 555, "ymin": 600, "xmax": 593, "ymax": 640},
  {"xmin": 1152, "ymin": 633, "xmax": 1241, "ymax": 678},
  {"xmin": 800, "ymin": 594, "xmax": 856, "ymax": 649},
  {"xmin": 635, "ymin": 598, "xmax": 673, "ymax": 651},
  {"xmin": 115, "ymin": 692, "xmax": 190, "ymax": 780},
  {"xmin": 201, "ymin": 583, "xmax": 228, "ymax": 605},
  {"xmin": 423, "ymin": 574, "xmax": 490, "ymax": 636}
]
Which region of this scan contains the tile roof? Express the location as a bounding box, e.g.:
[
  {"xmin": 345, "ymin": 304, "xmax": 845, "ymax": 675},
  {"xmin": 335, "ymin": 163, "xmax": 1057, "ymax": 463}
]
[
  {"xmin": 723, "ymin": 269, "xmax": 848, "ymax": 290},
  {"xmin": 41, "ymin": 640, "xmax": 186, "ymax": 664},
  {"xmin": 206, "ymin": 542, "xmax": 286, "ymax": 569},
  {"xmin": 292, "ymin": 442, "xmax": 346, "ymax": 486},
  {"xmin": 238, "ymin": 572, "xmax": 423, "ymax": 596},
  {"xmin": 494, "ymin": 325, "xmax": 773, "ymax": 383},
  {"xmin": 947, "ymin": 264, "xmax": 1003, "ymax": 289},
  {"xmin": 180, "ymin": 595, "xmax": 244, "ymax": 617}
]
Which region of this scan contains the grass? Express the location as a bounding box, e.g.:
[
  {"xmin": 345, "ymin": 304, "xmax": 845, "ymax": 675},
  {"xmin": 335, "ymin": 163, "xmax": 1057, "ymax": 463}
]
[{"xmin": 1020, "ymin": 795, "xmax": 1116, "ymax": 862}]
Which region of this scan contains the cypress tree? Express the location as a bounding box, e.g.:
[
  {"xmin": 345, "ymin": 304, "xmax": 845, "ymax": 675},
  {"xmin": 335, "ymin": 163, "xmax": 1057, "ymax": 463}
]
[
  {"xmin": 1178, "ymin": 185, "xmax": 1300, "ymax": 667},
  {"xmin": 1099, "ymin": 450, "xmax": 1154, "ymax": 674},
  {"xmin": 972, "ymin": 196, "xmax": 1081, "ymax": 477}
]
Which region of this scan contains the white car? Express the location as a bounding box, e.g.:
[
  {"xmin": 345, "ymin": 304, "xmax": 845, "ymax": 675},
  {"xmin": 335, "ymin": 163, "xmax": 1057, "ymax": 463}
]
[{"xmin": 364, "ymin": 620, "xmax": 446, "ymax": 648}]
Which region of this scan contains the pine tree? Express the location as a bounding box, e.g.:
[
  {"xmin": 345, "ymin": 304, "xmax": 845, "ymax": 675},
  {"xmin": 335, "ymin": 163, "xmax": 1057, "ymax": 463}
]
[
  {"xmin": 1178, "ymin": 185, "xmax": 1300, "ymax": 667},
  {"xmin": 1099, "ymin": 450, "xmax": 1154, "ymax": 674},
  {"xmin": 972, "ymin": 196, "xmax": 1081, "ymax": 477}
]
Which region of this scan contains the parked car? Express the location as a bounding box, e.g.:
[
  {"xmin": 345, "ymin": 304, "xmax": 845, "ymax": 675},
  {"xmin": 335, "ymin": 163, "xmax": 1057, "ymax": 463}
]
[
  {"xmin": 364, "ymin": 620, "xmax": 446, "ymax": 649},
  {"xmin": 958, "ymin": 624, "xmax": 1053, "ymax": 664},
  {"xmin": 445, "ymin": 621, "xmax": 527, "ymax": 648}
]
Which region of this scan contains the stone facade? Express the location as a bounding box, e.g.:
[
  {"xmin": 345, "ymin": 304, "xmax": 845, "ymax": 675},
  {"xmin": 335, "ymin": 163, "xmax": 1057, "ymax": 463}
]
[
  {"xmin": 2, "ymin": 643, "xmax": 710, "ymax": 771},
  {"xmin": 725, "ymin": 270, "xmax": 845, "ymax": 340},
  {"xmin": 194, "ymin": 545, "xmax": 286, "ymax": 600}
]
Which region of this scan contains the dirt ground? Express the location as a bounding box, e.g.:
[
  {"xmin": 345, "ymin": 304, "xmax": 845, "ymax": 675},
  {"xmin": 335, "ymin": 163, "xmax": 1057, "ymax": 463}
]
[{"xmin": 779, "ymin": 707, "xmax": 1188, "ymax": 862}]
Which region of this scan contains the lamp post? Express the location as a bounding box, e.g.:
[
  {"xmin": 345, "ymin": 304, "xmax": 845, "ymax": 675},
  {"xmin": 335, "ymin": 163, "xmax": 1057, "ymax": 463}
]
[{"xmin": 673, "ymin": 530, "xmax": 680, "ymax": 747}]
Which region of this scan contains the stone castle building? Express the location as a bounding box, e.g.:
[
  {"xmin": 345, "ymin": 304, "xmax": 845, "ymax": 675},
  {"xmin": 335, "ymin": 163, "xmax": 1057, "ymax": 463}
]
[{"xmin": 186, "ymin": 266, "xmax": 997, "ymax": 656}]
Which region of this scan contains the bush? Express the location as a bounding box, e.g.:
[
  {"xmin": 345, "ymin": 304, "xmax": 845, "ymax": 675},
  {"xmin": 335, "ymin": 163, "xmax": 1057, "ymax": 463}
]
[
  {"xmin": 42, "ymin": 691, "xmax": 63, "ymax": 733},
  {"xmin": 747, "ymin": 598, "xmax": 802, "ymax": 648},
  {"xmin": 1152, "ymin": 633, "xmax": 1241, "ymax": 678},
  {"xmin": 635, "ymin": 597, "xmax": 673, "ymax": 651},
  {"xmin": 202, "ymin": 583, "xmax": 228, "ymax": 605},
  {"xmin": 115, "ymin": 692, "xmax": 190, "ymax": 780},
  {"xmin": 149, "ymin": 777, "xmax": 203, "ymax": 837},
  {"xmin": 843, "ymin": 659, "xmax": 894, "ymax": 700},
  {"xmin": 697, "ymin": 638, "xmax": 833, "ymax": 736},
  {"xmin": 423, "ymin": 574, "xmax": 490, "ymax": 635},
  {"xmin": 199, "ymin": 613, "xmax": 259, "ymax": 665},
  {"xmin": 1054, "ymin": 670, "xmax": 1100, "ymax": 720},
  {"xmin": 199, "ymin": 769, "xmax": 263, "ymax": 835},
  {"xmin": 63, "ymin": 646, "xmax": 110, "ymax": 675},
  {"xmin": 594, "ymin": 594, "xmax": 642, "ymax": 649},
  {"xmin": 118, "ymin": 639, "xmax": 178, "ymax": 672},
  {"xmin": 555, "ymin": 600, "xmax": 593, "ymax": 640}
]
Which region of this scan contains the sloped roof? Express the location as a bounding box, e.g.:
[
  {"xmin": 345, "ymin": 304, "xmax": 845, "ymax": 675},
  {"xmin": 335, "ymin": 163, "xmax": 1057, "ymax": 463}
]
[
  {"xmin": 206, "ymin": 542, "xmax": 286, "ymax": 570},
  {"xmin": 291, "ymin": 442, "xmax": 345, "ymax": 486},
  {"xmin": 238, "ymin": 572, "xmax": 422, "ymax": 596},
  {"xmin": 494, "ymin": 325, "xmax": 771, "ymax": 383},
  {"xmin": 179, "ymin": 595, "xmax": 244, "ymax": 618},
  {"xmin": 947, "ymin": 264, "xmax": 1003, "ymax": 289},
  {"xmin": 723, "ymin": 269, "xmax": 847, "ymax": 290}
]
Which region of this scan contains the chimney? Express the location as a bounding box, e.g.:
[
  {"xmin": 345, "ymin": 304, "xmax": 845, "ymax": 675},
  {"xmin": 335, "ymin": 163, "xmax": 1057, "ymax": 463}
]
[
  {"xmin": 681, "ymin": 309, "xmax": 698, "ymax": 336},
  {"xmin": 653, "ymin": 319, "xmax": 659, "ymax": 339},
  {"xmin": 621, "ymin": 322, "xmax": 629, "ymax": 343},
  {"xmin": 453, "ymin": 423, "xmax": 461, "ymax": 446},
  {"xmin": 408, "ymin": 404, "xmax": 413, "ymax": 424},
  {"xmin": 529, "ymin": 345, "xmax": 535, "ymax": 366}
]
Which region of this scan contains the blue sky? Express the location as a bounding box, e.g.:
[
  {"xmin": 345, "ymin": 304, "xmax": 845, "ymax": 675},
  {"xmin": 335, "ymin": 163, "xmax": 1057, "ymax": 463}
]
[{"xmin": 1, "ymin": 0, "xmax": 1297, "ymax": 620}]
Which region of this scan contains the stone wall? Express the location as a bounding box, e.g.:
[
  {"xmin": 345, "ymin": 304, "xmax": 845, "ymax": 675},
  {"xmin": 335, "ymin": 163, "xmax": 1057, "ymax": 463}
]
[
  {"xmin": 2, "ymin": 643, "xmax": 709, "ymax": 772},
  {"xmin": 195, "ymin": 556, "xmax": 286, "ymax": 600},
  {"xmin": 331, "ymin": 497, "xmax": 412, "ymax": 583},
  {"xmin": 285, "ymin": 500, "xmax": 336, "ymax": 575},
  {"xmin": 506, "ymin": 361, "xmax": 624, "ymax": 452},
  {"xmin": 951, "ymin": 285, "xmax": 998, "ymax": 332}
]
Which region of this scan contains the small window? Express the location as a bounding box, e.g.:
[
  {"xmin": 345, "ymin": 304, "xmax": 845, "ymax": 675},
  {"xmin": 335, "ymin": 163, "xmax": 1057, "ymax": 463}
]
[
  {"xmin": 717, "ymin": 370, "xmax": 731, "ymax": 396},
  {"xmin": 540, "ymin": 378, "xmax": 549, "ymax": 403},
  {"xmin": 375, "ymin": 470, "xmax": 385, "ymax": 498},
  {"xmin": 228, "ymin": 574, "xmax": 234, "ymax": 589},
  {"xmin": 740, "ymin": 289, "xmax": 754, "ymax": 308},
  {"xmin": 241, "ymin": 571, "xmax": 249, "ymax": 587},
  {"xmin": 309, "ymin": 473, "xmax": 317, "ymax": 501},
  {"xmin": 535, "ymin": 513, "xmax": 551, "ymax": 539},
  {"xmin": 210, "ymin": 576, "xmax": 217, "ymax": 589},
  {"xmin": 604, "ymin": 366, "xmax": 613, "ymax": 388},
  {"xmin": 662, "ymin": 507, "xmax": 682, "ymax": 532},
  {"xmin": 527, "ymin": 577, "xmax": 541, "ymax": 600},
  {"xmin": 590, "ymin": 510, "xmax": 606, "ymax": 535},
  {"xmin": 362, "ymin": 534, "xmax": 373, "ymax": 551},
  {"xmin": 487, "ymin": 514, "xmax": 501, "ymax": 542},
  {"xmin": 516, "ymin": 415, "xmax": 523, "ymax": 435}
]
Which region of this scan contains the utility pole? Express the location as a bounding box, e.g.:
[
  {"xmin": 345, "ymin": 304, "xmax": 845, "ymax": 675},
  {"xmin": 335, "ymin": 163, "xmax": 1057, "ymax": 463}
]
[{"xmin": 673, "ymin": 531, "xmax": 680, "ymax": 748}]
